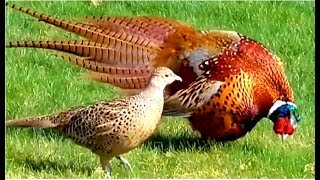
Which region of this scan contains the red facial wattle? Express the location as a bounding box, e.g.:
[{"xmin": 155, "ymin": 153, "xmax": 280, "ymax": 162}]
[{"xmin": 273, "ymin": 117, "xmax": 295, "ymax": 136}]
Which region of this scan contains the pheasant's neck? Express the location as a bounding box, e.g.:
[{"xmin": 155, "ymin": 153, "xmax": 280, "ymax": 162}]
[
  {"xmin": 254, "ymin": 61, "xmax": 294, "ymax": 103},
  {"xmin": 252, "ymin": 73, "xmax": 294, "ymax": 121},
  {"xmin": 140, "ymin": 83, "xmax": 165, "ymax": 101},
  {"xmin": 139, "ymin": 84, "xmax": 165, "ymax": 126},
  {"xmin": 253, "ymin": 83, "xmax": 280, "ymax": 119}
]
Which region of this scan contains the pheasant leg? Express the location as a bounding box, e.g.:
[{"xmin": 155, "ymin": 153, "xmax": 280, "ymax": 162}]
[
  {"xmin": 100, "ymin": 158, "xmax": 112, "ymax": 179},
  {"xmin": 117, "ymin": 156, "xmax": 133, "ymax": 173},
  {"xmin": 104, "ymin": 165, "xmax": 111, "ymax": 179}
]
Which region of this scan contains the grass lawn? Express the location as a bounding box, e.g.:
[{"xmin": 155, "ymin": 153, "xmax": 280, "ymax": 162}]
[{"xmin": 5, "ymin": 1, "xmax": 315, "ymax": 178}]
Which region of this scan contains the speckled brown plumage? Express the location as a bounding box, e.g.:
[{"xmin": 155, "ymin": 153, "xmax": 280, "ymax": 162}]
[
  {"xmin": 6, "ymin": 3, "xmax": 301, "ymax": 142},
  {"xmin": 5, "ymin": 67, "xmax": 182, "ymax": 178}
]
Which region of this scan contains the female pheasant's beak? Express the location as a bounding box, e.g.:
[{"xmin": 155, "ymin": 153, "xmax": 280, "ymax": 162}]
[
  {"xmin": 175, "ymin": 75, "xmax": 183, "ymax": 82},
  {"xmin": 267, "ymin": 100, "xmax": 301, "ymax": 141}
]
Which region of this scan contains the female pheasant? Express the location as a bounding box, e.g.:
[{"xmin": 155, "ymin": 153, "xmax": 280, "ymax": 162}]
[
  {"xmin": 6, "ymin": 67, "xmax": 182, "ymax": 178},
  {"xmin": 6, "ymin": 3, "xmax": 301, "ymax": 141}
]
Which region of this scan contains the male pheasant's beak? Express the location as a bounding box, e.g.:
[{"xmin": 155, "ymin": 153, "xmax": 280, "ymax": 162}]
[{"xmin": 279, "ymin": 134, "xmax": 289, "ymax": 141}]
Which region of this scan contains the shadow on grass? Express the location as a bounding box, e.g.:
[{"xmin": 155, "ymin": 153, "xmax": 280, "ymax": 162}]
[
  {"xmin": 6, "ymin": 128, "xmax": 233, "ymax": 153},
  {"xmin": 14, "ymin": 157, "xmax": 95, "ymax": 176},
  {"xmin": 145, "ymin": 133, "xmax": 269, "ymax": 155},
  {"xmin": 145, "ymin": 133, "xmax": 228, "ymax": 153}
]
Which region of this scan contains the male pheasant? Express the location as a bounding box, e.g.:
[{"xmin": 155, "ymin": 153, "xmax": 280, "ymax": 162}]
[
  {"xmin": 6, "ymin": 67, "xmax": 182, "ymax": 178},
  {"xmin": 6, "ymin": 3, "xmax": 301, "ymax": 141}
]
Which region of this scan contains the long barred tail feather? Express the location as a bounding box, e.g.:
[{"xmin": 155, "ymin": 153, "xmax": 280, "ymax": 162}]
[
  {"xmin": 5, "ymin": 2, "xmax": 190, "ymax": 92},
  {"xmin": 6, "ymin": 116, "xmax": 57, "ymax": 128}
]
